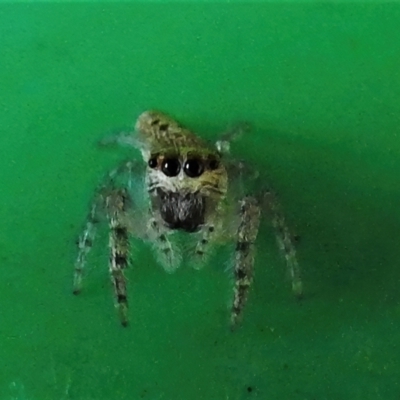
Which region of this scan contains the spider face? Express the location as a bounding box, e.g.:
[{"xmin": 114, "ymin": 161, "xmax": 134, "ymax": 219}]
[
  {"xmin": 73, "ymin": 110, "xmax": 302, "ymax": 329},
  {"xmin": 137, "ymin": 111, "xmax": 228, "ymax": 233},
  {"xmin": 146, "ymin": 151, "xmax": 226, "ymax": 194},
  {"xmin": 145, "ymin": 148, "xmax": 225, "ymax": 232}
]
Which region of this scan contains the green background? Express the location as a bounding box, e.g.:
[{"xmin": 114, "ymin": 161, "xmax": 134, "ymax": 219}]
[{"xmin": 1, "ymin": 3, "xmax": 400, "ymax": 399}]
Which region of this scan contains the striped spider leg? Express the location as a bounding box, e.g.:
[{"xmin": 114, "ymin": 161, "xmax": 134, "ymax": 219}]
[{"xmin": 73, "ymin": 162, "xmax": 142, "ymax": 326}]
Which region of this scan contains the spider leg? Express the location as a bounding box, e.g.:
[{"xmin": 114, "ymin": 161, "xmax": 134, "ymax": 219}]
[
  {"xmin": 73, "ymin": 160, "xmax": 142, "ymax": 326},
  {"xmin": 106, "ymin": 189, "xmax": 131, "ymax": 327},
  {"xmin": 148, "ymin": 217, "xmax": 181, "ymax": 273},
  {"xmin": 99, "ymin": 130, "xmax": 142, "ymax": 149},
  {"xmin": 73, "ymin": 199, "xmax": 102, "ymax": 295},
  {"xmin": 263, "ymin": 190, "xmax": 303, "ymax": 297},
  {"xmin": 192, "ymin": 223, "xmax": 216, "ymax": 270},
  {"xmin": 73, "ymin": 161, "xmax": 138, "ymax": 293},
  {"xmin": 215, "ymin": 121, "xmax": 252, "ymax": 154},
  {"xmin": 231, "ymin": 196, "xmax": 261, "ymax": 328}
]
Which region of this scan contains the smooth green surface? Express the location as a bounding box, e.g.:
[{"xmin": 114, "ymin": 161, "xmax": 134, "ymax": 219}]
[{"xmin": 1, "ymin": 3, "xmax": 400, "ymax": 399}]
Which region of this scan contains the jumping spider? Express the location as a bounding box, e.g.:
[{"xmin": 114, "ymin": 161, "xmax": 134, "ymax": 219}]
[{"xmin": 73, "ymin": 111, "xmax": 302, "ymax": 328}]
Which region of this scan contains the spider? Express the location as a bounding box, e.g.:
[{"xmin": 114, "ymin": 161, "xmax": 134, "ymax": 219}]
[{"xmin": 73, "ymin": 110, "xmax": 302, "ymax": 328}]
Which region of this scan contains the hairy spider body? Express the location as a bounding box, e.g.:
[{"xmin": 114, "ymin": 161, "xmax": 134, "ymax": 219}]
[{"xmin": 73, "ymin": 111, "xmax": 302, "ymax": 328}]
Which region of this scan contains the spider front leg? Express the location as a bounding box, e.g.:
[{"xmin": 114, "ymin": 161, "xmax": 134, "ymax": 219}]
[
  {"xmin": 106, "ymin": 189, "xmax": 131, "ymax": 327},
  {"xmin": 231, "ymin": 196, "xmax": 261, "ymax": 328},
  {"xmin": 191, "ymin": 223, "xmax": 217, "ymax": 270},
  {"xmin": 147, "ymin": 217, "xmax": 181, "ymax": 273}
]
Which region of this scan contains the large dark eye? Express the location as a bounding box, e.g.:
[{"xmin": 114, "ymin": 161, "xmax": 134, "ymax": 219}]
[
  {"xmin": 161, "ymin": 158, "xmax": 181, "ymax": 177},
  {"xmin": 184, "ymin": 159, "xmax": 204, "ymax": 178},
  {"xmin": 208, "ymin": 158, "xmax": 219, "ymax": 170}
]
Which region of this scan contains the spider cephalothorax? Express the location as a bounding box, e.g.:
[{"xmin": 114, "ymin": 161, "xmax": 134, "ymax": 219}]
[{"xmin": 73, "ymin": 111, "xmax": 302, "ymax": 328}]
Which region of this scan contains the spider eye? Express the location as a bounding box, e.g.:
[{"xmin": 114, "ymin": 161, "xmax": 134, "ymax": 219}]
[
  {"xmin": 184, "ymin": 159, "xmax": 204, "ymax": 178},
  {"xmin": 208, "ymin": 158, "xmax": 219, "ymax": 170},
  {"xmin": 161, "ymin": 158, "xmax": 181, "ymax": 177},
  {"xmin": 148, "ymin": 157, "xmax": 157, "ymax": 168}
]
